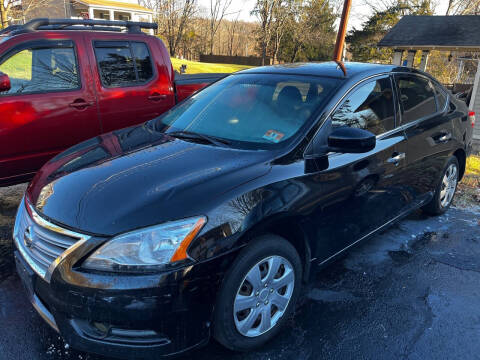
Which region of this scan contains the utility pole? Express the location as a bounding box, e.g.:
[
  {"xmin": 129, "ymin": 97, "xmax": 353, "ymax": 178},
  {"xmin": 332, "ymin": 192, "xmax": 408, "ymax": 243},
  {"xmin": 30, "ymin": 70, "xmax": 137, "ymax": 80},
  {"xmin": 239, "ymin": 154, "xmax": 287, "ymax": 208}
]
[{"xmin": 333, "ymin": 0, "xmax": 352, "ymax": 62}]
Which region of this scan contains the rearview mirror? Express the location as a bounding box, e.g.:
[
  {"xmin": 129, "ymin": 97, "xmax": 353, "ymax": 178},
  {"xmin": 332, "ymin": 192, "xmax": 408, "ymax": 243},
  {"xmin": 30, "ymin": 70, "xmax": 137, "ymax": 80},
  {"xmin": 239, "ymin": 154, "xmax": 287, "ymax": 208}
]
[
  {"xmin": 0, "ymin": 72, "xmax": 10, "ymax": 92},
  {"xmin": 328, "ymin": 127, "xmax": 376, "ymax": 154}
]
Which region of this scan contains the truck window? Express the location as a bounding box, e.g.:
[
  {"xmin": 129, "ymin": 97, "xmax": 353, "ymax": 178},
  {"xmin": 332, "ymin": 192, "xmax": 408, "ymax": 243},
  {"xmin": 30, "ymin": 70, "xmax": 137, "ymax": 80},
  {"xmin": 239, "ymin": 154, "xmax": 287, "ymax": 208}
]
[
  {"xmin": 94, "ymin": 41, "xmax": 154, "ymax": 88},
  {"xmin": 0, "ymin": 45, "xmax": 80, "ymax": 95}
]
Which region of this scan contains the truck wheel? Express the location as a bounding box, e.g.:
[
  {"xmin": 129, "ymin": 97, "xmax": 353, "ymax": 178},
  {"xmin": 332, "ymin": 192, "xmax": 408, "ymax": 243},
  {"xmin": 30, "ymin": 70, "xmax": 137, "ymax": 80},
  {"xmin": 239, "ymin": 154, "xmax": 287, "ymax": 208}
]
[
  {"xmin": 422, "ymin": 156, "xmax": 459, "ymax": 215},
  {"xmin": 213, "ymin": 234, "xmax": 302, "ymax": 351}
]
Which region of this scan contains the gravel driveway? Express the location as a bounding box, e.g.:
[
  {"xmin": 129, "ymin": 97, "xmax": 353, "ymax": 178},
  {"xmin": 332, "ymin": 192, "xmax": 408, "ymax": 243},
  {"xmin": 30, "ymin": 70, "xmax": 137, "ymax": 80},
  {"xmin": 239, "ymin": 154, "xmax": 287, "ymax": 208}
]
[{"xmin": 1, "ymin": 184, "xmax": 480, "ymax": 360}]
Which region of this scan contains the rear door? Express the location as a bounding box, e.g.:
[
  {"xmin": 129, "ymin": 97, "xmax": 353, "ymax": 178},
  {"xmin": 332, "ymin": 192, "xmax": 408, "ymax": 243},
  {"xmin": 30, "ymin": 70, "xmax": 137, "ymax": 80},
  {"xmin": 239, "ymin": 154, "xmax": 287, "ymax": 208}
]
[
  {"xmin": 86, "ymin": 35, "xmax": 175, "ymax": 133},
  {"xmin": 0, "ymin": 36, "xmax": 100, "ymax": 184},
  {"xmin": 393, "ymin": 73, "xmax": 454, "ymax": 201}
]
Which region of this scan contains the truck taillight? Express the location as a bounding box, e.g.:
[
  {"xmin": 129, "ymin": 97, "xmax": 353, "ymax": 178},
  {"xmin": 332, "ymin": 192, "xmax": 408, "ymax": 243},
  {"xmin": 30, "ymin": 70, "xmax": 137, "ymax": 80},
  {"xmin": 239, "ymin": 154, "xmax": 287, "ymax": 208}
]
[{"xmin": 469, "ymin": 111, "xmax": 475, "ymax": 128}]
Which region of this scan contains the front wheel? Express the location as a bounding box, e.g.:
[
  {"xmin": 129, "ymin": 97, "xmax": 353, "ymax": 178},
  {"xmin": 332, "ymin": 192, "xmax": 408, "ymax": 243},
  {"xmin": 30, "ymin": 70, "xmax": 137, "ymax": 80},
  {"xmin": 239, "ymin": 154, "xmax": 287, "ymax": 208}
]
[
  {"xmin": 213, "ymin": 234, "xmax": 302, "ymax": 351},
  {"xmin": 422, "ymin": 156, "xmax": 459, "ymax": 215}
]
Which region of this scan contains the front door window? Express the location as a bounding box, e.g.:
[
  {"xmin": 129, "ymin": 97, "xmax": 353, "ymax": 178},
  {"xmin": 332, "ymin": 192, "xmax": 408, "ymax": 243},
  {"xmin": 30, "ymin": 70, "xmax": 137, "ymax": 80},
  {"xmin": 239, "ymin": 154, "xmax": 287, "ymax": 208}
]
[{"xmin": 0, "ymin": 43, "xmax": 80, "ymax": 95}]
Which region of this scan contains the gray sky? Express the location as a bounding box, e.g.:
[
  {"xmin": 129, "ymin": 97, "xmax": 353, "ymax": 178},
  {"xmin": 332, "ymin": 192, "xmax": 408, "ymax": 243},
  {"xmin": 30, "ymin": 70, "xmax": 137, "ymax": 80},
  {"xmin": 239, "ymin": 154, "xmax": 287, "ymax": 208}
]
[{"xmin": 197, "ymin": 0, "xmax": 450, "ymax": 30}]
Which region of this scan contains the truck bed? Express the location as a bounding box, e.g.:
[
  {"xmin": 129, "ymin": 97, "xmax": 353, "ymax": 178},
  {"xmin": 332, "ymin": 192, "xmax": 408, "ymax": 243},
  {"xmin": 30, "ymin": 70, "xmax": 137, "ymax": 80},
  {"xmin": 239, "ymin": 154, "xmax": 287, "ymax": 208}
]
[{"xmin": 174, "ymin": 73, "xmax": 228, "ymax": 102}]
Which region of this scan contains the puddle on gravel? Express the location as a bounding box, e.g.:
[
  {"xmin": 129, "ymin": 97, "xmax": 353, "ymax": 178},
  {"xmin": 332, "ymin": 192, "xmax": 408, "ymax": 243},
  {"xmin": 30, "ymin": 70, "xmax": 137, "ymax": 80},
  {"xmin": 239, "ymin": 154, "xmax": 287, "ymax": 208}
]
[
  {"xmin": 410, "ymin": 232, "xmax": 439, "ymax": 251},
  {"xmin": 388, "ymin": 250, "xmax": 412, "ymax": 264}
]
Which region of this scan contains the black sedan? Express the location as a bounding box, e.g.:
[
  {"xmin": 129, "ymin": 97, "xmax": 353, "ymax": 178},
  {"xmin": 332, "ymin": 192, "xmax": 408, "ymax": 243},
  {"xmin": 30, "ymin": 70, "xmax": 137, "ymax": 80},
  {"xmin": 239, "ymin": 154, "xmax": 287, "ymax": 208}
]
[{"xmin": 13, "ymin": 62, "xmax": 473, "ymax": 359}]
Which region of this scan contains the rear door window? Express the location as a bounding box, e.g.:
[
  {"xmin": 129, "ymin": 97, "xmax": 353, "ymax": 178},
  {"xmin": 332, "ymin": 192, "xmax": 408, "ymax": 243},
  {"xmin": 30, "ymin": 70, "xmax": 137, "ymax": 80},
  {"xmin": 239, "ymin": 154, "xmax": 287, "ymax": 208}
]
[
  {"xmin": 396, "ymin": 75, "xmax": 436, "ymax": 123},
  {"xmin": 94, "ymin": 41, "xmax": 154, "ymax": 88},
  {"xmin": 331, "ymin": 76, "xmax": 395, "ymax": 135},
  {"xmin": 433, "ymin": 82, "xmax": 448, "ymax": 111},
  {"xmin": 0, "ymin": 41, "xmax": 80, "ymax": 95}
]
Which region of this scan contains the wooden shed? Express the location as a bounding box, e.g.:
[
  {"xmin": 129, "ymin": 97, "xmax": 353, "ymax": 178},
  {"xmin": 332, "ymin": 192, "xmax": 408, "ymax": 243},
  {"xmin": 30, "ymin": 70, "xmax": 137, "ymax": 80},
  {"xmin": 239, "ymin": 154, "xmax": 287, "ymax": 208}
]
[{"xmin": 378, "ymin": 15, "xmax": 480, "ymax": 151}]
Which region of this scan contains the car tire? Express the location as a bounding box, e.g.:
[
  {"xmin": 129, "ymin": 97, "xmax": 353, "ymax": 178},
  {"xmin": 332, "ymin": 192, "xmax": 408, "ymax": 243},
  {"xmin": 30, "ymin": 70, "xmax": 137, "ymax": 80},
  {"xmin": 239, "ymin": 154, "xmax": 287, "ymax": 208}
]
[
  {"xmin": 213, "ymin": 234, "xmax": 302, "ymax": 352},
  {"xmin": 422, "ymin": 156, "xmax": 459, "ymax": 215}
]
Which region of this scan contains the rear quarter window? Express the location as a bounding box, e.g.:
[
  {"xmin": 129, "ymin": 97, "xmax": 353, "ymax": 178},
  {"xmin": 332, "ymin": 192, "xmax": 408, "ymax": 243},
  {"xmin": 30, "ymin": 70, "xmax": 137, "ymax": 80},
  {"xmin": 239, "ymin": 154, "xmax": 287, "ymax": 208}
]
[{"xmin": 433, "ymin": 82, "xmax": 448, "ymax": 111}]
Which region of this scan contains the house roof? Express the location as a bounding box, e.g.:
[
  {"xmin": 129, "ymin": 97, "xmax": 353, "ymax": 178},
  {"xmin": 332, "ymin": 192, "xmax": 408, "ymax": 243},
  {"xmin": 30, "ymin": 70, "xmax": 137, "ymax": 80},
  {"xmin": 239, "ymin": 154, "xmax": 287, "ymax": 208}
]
[
  {"xmin": 378, "ymin": 15, "xmax": 480, "ymax": 50},
  {"xmin": 73, "ymin": 0, "xmax": 152, "ymax": 13}
]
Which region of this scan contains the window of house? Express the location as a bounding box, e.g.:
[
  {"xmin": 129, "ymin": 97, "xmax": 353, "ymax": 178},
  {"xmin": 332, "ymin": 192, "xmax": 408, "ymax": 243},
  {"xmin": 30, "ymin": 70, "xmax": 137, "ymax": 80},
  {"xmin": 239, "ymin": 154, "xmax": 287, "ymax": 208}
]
[
  {"xmin": 0, "ymin": 43, "xmax": 80, "ymax": 95},
  {"xmin": 331, "ymin": 76, "xmax": 395, "ymax": 135},
  {"xmin": 396, "ymin": 75, "xmax": 436, "ymax": 123},
  {"xmin": 94, "ymin": 41, "xmax": 154, "ymax": 88}
]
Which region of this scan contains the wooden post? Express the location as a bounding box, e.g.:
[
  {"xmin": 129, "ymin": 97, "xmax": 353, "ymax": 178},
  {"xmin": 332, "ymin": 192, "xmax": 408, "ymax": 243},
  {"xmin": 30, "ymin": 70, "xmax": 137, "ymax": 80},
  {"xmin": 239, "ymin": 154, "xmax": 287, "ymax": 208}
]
[
  {"xmin": 406, "ymin": 50, "xmax": 416, "ymax": 68},
  {"xmin": 333, "ymin": 0, "xmax": 352, "ymax": 62},
  {"xmin": 456, "ymin": 59, "xmax": 464, "ymax": 82},
  {"xmin": 419, "ymin": 50, "xmax": 430, "ymax": 71},
  {"xmin": 392, "ymin": 50, "xmax": 403, "ymax": 66}
]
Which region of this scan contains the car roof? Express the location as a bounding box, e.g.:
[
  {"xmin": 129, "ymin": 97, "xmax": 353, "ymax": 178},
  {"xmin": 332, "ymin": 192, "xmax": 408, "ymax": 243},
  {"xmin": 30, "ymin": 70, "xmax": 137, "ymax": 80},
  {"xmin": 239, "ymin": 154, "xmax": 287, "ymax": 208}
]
[{"xmin": 237, "ymin": 61, "xmax": 416, "ymax": 79}]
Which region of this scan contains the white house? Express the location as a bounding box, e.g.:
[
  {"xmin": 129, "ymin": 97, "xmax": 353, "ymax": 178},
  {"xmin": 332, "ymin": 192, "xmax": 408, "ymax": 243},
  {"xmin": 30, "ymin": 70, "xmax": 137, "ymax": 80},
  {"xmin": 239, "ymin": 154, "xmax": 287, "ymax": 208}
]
[
  {"xmin": 19, "ymin": 0, "xmax": 154, "ymax": 33},
  {"xmin": 70, "ymin": 0, "xmax": 153, "ymax": 24},
  {"xmin": 379, "ymin": 15, "xmax": 480, "ymax": 152}
]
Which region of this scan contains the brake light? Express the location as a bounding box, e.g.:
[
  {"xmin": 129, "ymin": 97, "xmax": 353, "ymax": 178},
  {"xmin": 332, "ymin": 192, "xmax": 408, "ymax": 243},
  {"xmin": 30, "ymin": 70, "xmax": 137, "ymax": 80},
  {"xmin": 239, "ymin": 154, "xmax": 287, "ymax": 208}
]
[{"xmin": 469, "ymin": 111, "xmax": 475, "ymax": 128}]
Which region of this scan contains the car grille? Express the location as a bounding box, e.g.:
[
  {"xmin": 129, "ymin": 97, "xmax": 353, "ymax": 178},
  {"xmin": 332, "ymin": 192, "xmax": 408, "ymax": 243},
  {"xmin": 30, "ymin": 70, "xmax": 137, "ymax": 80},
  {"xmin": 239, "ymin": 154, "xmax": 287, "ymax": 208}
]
[{"xmin": 13, "ymin": 198, "xmax": 89, "ymax": 282}]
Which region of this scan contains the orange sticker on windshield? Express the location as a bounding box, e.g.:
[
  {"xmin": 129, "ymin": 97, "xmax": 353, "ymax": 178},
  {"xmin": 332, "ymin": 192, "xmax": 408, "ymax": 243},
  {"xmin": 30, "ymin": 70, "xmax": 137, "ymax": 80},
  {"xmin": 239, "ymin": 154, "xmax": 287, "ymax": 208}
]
[{"xmin": 263, "ymin": 130, "xmax": 285, "ymax": 143}]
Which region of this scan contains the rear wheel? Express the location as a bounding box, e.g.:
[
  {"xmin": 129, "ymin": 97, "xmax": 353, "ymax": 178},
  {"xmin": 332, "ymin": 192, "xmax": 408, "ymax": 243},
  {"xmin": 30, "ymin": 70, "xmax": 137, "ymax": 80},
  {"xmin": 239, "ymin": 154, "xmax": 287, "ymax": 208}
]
[
  {"xmin": 213, "ymin": 235, "xmax": 302, "ymax": 351},
  {"xmin": 422, "ymin": 156, "xmax": 459, "ymax": 215}
]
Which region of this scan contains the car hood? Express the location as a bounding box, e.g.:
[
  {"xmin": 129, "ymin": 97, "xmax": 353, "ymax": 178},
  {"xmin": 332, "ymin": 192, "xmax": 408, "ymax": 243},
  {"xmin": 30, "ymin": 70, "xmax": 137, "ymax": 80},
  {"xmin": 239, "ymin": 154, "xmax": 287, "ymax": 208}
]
[{"xmin": 27, "ymin": 124, "xmax": 271, "ymax": 236}]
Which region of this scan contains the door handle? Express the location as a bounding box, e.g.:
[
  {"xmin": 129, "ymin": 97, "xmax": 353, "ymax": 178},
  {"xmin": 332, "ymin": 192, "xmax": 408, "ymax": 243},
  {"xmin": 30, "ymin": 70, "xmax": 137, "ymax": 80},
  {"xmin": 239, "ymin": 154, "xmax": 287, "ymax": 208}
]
[
  {"xmin": 69, "ymin": 99, "xmax": 93, "ymax": 109},
  {"xmin": 148, "ymin": 93, "xmax": 167, "ymax": 101},
  {"xmin": 435, "ymin": 132, "xmax": 452, "ymax": 143},
  {"xmin": 387, "ymin": 152, "xmax": 405, "ymax": 166}
]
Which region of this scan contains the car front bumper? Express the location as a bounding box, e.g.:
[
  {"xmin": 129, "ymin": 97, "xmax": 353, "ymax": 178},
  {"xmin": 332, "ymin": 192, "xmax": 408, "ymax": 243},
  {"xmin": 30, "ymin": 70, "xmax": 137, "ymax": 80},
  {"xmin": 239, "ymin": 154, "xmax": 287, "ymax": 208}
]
[
  {"xmin": 14, "ymin": 245, "xmax": 232, "ymax": 359},
  {"xmin": 12, "ymin": 195, "xmax": 238, "ymax": 360}
]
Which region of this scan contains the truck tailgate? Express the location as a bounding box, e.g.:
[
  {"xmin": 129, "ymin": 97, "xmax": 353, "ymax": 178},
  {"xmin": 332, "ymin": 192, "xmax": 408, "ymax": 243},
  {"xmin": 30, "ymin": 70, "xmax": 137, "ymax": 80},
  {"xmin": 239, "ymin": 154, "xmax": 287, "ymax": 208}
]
[{"xmin": 175, "ymin": 73, "xmax": 228, "ymax": 102}]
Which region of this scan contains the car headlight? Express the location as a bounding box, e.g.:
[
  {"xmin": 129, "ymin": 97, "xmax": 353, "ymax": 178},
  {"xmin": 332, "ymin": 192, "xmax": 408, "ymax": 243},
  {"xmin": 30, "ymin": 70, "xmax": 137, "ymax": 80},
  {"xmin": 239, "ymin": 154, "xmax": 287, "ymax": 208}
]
[{"xmin": 82, "ymin": 216, "xmax": 206, "ymax": 272}]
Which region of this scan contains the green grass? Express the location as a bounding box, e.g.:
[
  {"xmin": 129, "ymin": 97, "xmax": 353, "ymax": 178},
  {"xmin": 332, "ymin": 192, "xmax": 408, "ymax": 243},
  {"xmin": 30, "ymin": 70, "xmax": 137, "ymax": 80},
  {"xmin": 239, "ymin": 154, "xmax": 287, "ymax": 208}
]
[
  {"xmin": 466, "ymin": 155, "xmax": 480, "ymax": 176},
  {"xmin": 1, "ymin": 52, "xmax": 251, "ymax": 78},
  {"xmin": 170, "ymin": 57, "xmax": 252, "ymax": 74},
  {"xmin": 0, "ymin": 50, "xmax": 32, "ymax": 79}
]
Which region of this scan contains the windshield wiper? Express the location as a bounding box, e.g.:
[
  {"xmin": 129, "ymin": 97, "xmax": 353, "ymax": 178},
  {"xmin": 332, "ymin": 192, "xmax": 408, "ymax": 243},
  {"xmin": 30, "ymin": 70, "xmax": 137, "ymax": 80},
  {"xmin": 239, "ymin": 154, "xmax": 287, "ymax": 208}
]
[{"xmin": 167, "ymin": 131, "xmax": 231, "ymax": 146}]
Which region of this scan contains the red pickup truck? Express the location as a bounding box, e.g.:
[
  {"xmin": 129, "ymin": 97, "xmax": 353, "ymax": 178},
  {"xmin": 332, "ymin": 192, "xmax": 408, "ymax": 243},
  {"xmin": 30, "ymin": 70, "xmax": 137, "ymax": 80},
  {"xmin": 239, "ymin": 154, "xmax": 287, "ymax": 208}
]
[{"xmin": 0, "ymin": 18, "xmax": 225, "ymax": 186}]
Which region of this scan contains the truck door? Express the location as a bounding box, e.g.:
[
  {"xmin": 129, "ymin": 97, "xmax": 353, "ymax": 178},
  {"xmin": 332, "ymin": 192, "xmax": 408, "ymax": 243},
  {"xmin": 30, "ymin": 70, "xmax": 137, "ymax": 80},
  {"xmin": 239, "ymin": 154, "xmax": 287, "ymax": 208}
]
[
  {"xmin": 0, "ymin": 37, "xmax": 100, "ymax": 184},
  {"xmin": 86, "ymin": 36, "xmax": 175, "ymax": 133}
]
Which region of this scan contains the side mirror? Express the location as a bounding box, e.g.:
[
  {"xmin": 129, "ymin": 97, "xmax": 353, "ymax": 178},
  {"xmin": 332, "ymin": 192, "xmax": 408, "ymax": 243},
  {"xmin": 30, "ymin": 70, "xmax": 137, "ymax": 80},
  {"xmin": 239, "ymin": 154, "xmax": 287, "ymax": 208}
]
[
  {"xmin": 327, "ymin": 127, "xmax": 376, "ymax": 154},
  {"xmin": 0, "ymin": 72, "xmax": 11, "ymax": 92}
]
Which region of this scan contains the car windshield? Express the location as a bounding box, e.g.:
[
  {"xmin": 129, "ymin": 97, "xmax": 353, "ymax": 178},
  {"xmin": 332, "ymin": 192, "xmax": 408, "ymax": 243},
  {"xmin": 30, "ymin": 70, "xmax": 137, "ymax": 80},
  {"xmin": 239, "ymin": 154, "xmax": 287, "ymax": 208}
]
[{"xmin": 154, "ymin": 73, "xmax": 342, "ymax": 149}]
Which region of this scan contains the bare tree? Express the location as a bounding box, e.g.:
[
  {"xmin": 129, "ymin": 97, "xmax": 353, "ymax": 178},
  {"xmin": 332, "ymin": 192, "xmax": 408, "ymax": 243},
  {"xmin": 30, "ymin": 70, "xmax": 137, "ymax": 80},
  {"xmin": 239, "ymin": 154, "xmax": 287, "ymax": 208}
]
[
  {"xmin": 153, "ymin": 0, "xmax": 197, "ymax": 57},
  {"xmin": 445, "ymin": 0, "xmax": 480, "ymax": 14},
  {"xmin": 207, "ymin": 0, "xmax": 233, "ymax": 55},
  {"xmin": 226, "ymin": 11, "xmax": 240, "ymax": 56},
  {"xmin": 270, "ymin": 0, "xmax": 294, "ymax": 64},
  {"xmin": 252, "ymin": 0, "xmax": 282, "ymax": 65},
  {"xmin": 0, "ymin": 0, "xmax": 13, "ymax": 28},
  {"xmin": 13, "ymin": 0, "xmax": 52, "ymax": 23}
]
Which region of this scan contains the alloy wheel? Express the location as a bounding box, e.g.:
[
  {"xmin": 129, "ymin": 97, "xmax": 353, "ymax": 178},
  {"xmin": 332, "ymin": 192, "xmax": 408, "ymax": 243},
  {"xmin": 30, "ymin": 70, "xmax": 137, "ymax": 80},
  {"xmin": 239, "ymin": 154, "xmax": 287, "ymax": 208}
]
[
  {"xmin": 233, "ymin": 256, "xmax": 295, "ymax": 338},
  {"xmin": 440, "ymin": 163, "xmax": 458, "ymax": 208}
]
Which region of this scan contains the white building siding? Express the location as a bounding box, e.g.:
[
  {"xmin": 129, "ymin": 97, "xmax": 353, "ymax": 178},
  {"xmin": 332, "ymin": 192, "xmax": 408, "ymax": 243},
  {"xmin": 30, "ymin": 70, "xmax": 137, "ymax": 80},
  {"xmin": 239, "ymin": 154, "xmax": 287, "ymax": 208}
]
[
  {"xmin": 473, "ymin": 86, "xmax": 480, "ymax": 140},
  {"xmin": 469, "ymin": 62, "xmax": 480, "ymax": 143}
]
